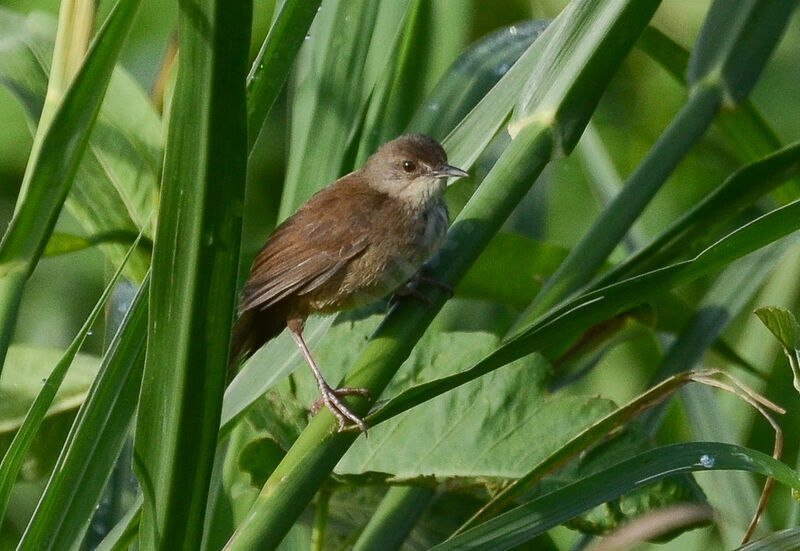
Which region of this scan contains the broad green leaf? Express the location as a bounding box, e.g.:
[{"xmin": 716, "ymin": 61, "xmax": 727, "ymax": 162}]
[
  {"xmin": 0, "ymin": 346, "xmax": 99, "ymax": 437},
  {"xmin": 0, "ymin": 0, "xmax": 143, "ymax": 376},
  {"xmin": 16, "ymin": 277, "xmax": 147, "ymax": 551},
  {"xmin": 133, "ymin": 0, "xmax": 251, "ymax": 547},
  {"xmin": 755, "ymin": 306, "xmax": 800, "ymax": 395},
  {"xmin": 431, "ymin": 442, "xmax": 800, "ymax": 551},
  {"xmin": 0, "ymin": 8, "xmax": 159, "ymax": 282}
]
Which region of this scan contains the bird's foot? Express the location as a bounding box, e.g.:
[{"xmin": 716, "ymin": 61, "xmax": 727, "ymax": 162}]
[{"xmin": 312, "ymin": 386, "xmax": 370, "ymax": 433}]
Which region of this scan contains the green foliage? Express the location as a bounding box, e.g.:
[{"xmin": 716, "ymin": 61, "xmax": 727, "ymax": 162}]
[{"xmin": 1, "ymin": 0, "xmax": 800, "ymax": 550}]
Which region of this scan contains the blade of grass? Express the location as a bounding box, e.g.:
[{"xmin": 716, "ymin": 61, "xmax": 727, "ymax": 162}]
[
  {"xmin": 516, "ymin": 0, "xmax": 799, "ymax": 328},
  {"xmin": 225, "ymin": 0, "xmax": 661, "ymax": 547},
  {"xmin": 279, "ymin": 0, "xmax": 384, "ymax": 217},
  {"xmin": 0, "ymin": 227, "xmax": 141, "ymax": 529},
  {"xmin": 16, "ymin": 274, "xmax": 148, "ymax": 551},
  {"xmin": 0, "ymin": 7, "xmax": 162, "ymax": 281},
  {"xmin": 638, "ymin": 25, "xmax": 800, "ymax": 203},
  {"xmin": 368, "ymin": 197, "xmax": 800, "ymax": 426},
  {"xmin": 592, "ymin": 141, "xmax": 800, "ymax": 287},
  {"xmin": 431, "ymin": 442, "xmax": 800, "ymax": 551},
  {"xmin": 0, "ymin": 0, "xmax": 142, "ymax": 375},
  {"xmin": 246, "ymin": 0, "xmax": 322, "ymax": 151},
  {"xmin": 351, "ymin": 486, "xmax": 435, "ymax": 551},
  {"xmin": 132, "ymin": 0, "xmax": 251, "ymax": 548},
  {"xmin": 641, "ymin": 244, "xmax": 784, "ymax": 431}
]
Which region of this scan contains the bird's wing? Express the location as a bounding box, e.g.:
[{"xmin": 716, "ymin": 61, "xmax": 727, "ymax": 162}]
[{"xmin": 238, "ymin": 179, "xmax": 386, "ymax": 313}]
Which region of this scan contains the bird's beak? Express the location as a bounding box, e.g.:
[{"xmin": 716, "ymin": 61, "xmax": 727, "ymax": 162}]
[{"xmin": 433, "ymin": 164, "xmax": 469, "ymax": 181}]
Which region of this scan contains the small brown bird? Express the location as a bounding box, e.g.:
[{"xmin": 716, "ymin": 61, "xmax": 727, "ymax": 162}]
[{"xmin": 229, "ymin": 134, "xmax": 468, "ymax": 432}]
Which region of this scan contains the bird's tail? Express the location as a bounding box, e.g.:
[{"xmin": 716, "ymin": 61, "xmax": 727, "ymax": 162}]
[{"xmin": 226, "ymin": 304, "xmax": 288, "ymax": 385}]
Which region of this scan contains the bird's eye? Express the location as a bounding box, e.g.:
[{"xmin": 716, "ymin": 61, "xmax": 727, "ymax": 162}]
[{"xmin": 402, "ymin": 160, "xmax": 417, "ymax": 173}]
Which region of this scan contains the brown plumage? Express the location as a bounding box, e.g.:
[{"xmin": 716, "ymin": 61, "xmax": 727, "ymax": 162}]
[{"xmin": 230, "ymin": 134, "xmax": 468, "ymax": 432}]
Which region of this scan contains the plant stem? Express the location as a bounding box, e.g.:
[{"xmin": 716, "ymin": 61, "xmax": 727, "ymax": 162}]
[{"xmin": 352, "ymin": 486, "xmax": 434, "ymax": 551}]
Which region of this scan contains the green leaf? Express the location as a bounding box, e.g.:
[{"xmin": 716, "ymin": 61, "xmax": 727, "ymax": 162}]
[
  {"xmin": 755, "ymin": 306, "xmax": 800, "ymax": 395},
  {"xmin": 637, "ymin": 25, "xmax": 800, "ymax": 204},
  {"xmin": 132, "ymin": 0, "xmax": 251, "ymax": 547},
  {"xmin": 0, "ymin": 346, "xmax": 99, "ymax": 437},
  {"xmin": 517, "ymin": 1, "xmax": 799, "ymax": 326},
  {"xmin": 594, "ymin": 141, "xmax": 800, "ymax": 287},
  {"xmin": 0, "ymin": 0, "xmax": 143, "ymax": 376},
  {"xmin": 431, "ymin": 442, "xmax": 800, "ymax": 551},
  {"xmin": 0, "ymin": 7, "xmax": 159, "ymax": 281}
]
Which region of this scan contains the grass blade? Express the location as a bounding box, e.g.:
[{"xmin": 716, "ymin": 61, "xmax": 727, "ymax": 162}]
[
  {"xmin": 0, "ymin": 0, "xmax": 142, "ymax": 374},
  {"xmin": 517, "ymin": 0, "xmax": 798, "ymax": 326},
  {"xmin": 368, "ymin": 197, "xmax": 800, "ymax": 425},
  {"xmin": 0, "ymin": 232, "xmax": 141, "ymax": 529},
  {"xmin": 246, "ymin": 0, "xmax": 322, "ymax": 150},
  {"xmin": 431, "ymin": 442, "xmax": 800, "ymax": 551},
  {"xmin": 132, "ymin": 0, "xmax": 251, "ymax": 547},
  {"xmin": 16, "ymin": 275, "xmax": 148, "ymax": 551}
]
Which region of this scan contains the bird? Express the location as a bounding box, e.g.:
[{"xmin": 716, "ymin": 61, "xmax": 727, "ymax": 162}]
[{"xmin": 229, "ymin": 134, "xmax": 468, "ymax": 432}]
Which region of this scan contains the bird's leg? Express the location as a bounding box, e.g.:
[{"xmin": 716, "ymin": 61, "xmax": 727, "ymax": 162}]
[{"xmin": 287, "ymin": 318, "xmax": 370, "ymax": 433}]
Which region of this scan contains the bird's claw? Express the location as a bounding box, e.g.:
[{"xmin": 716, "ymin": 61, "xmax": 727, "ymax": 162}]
[{"xmin": 312, "ymin": 386, "xmax": 370, "ymax": 434}]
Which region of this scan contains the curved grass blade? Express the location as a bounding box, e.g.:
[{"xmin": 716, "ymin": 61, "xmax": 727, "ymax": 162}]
[
  {"xmin": 0, "ymin": 0, "xmax": 143, "ymax": 375},
  {"xmin": 0, "ymin": 231, "xmax": 141, "ymax": 528},
  {"xmin": 735, "ymin": 528, "xmax": 800, "ymax": 551},
  {"xmin": 593, "ymin": 141, "xmax": 800, "ymax": 287},
  {"xmin": 367, "ymin": 196, "xmax": 800, "ymax": 425},
  {"xmin": 431, "ymin": 442, "xmax": 800, "ymax": 551},
  {"xmin": 225, "ymin": 0, "xmax": 661, "ymax": 547},
  {"xmin": 408, "ymin": 20, "xmax": 549, "ymax": 141},
  {"xmin": 16, "ymin": 275, "xmax": 148, "ymax": 551},
  {"xmin": 132, "ymin": 0, "xmax": 251, "ymax": 547}
]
